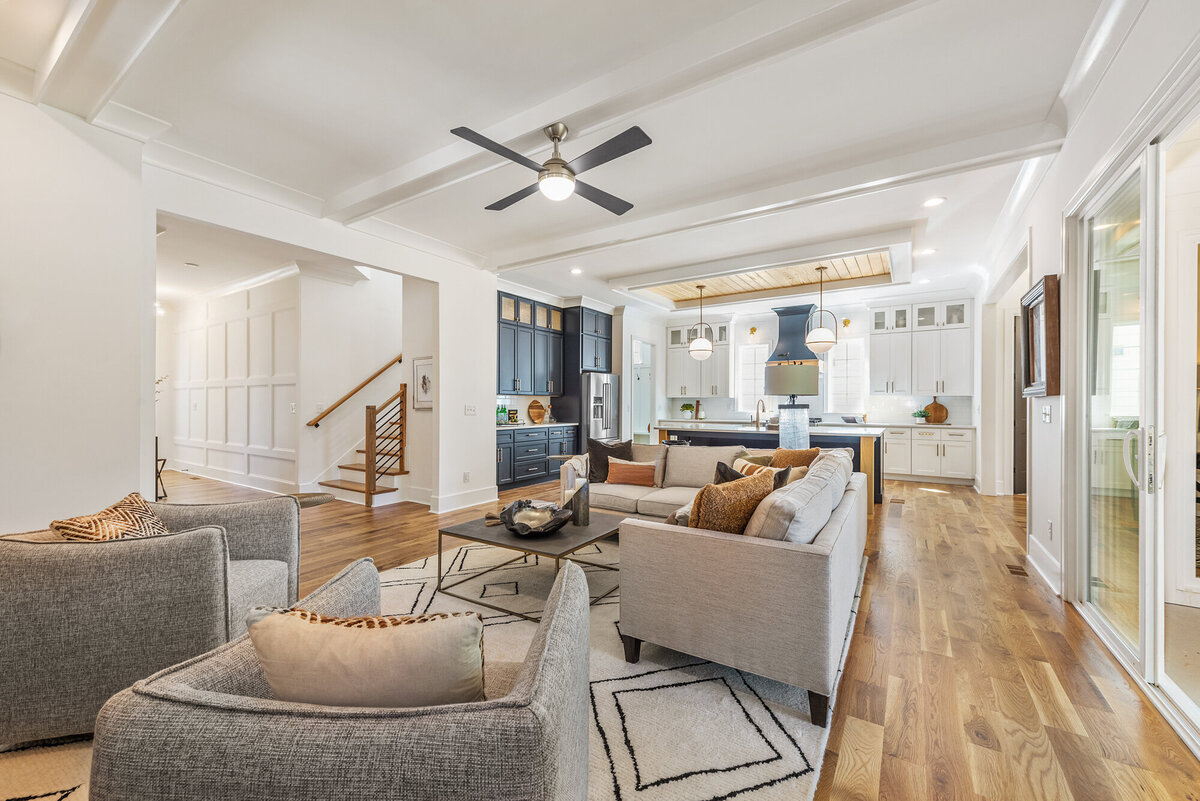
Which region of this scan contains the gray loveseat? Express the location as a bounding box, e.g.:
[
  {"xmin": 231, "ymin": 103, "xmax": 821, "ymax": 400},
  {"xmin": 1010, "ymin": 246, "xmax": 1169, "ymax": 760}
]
[
  {"xmin": 0, "ymin": 497, "xmax": 300, "ymax": 745},
  {"xmin": 90, "ymin": 558, "xmax": 591, "ymax": 800}
]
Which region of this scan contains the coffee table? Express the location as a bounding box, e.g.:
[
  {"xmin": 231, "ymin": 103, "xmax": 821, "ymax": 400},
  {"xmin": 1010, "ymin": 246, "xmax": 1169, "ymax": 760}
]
[{"xmin": 436, "ymin": 510, "xmax": 624, "ymax": 622}]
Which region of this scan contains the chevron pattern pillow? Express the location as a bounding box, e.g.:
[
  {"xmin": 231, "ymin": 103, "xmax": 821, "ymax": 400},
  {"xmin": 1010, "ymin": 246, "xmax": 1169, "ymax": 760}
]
[{"xmin": 51, "ymin": 492, "xmax": 168, "ymax": 541}]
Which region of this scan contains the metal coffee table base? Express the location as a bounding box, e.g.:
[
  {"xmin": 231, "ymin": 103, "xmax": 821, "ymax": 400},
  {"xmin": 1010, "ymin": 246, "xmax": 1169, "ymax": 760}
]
[{"xmin": 435, "ymin": 529, "xmax": 619, "ymax": 623}]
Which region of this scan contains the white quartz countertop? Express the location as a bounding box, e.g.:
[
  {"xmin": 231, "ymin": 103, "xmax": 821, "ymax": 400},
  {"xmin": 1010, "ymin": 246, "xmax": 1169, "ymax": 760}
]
[
  {"xmin": 653, "ymin": 422, "xmax": 884, "ymax": 437},
  {"xmin": 496, "ymin": 422, "xmax": 578, "ymax": 429}
]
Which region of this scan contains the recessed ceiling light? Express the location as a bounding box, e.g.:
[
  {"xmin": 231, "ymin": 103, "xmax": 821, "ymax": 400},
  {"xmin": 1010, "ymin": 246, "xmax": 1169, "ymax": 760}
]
[
  {"xmin": 923, "ymin": 196, "xmax": 946, "ymax": 208},
  {"xmin": 184, "ymin": 262, "xmax": 199, "ymax": 268},
  {"xmin": 570, "ymin": 267, "xmax": 583, "ymax": 275},
  {"xmin": 916, "ymin": 248, "xmax": 937, "ymax": 256}
]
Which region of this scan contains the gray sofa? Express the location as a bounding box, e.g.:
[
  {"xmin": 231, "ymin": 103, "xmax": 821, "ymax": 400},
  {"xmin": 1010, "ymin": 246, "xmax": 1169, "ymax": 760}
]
[
  {"xmin": 0, "ymin": 497, "xmax": 300, "ymax": 745},
  {"xmin": 617, "ymin": 470, "xmax": 868, "ymax": 727},
  {"xmin": 90, "ymin": 558, "xmax": 591, "ymax": 801},
  {"xmin": 560, "ymin": 443, "xmax": 746, "ymax": 519}
]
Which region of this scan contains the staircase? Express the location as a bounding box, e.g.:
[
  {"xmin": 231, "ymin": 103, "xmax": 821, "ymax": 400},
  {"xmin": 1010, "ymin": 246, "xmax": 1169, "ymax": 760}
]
[{"xmin": 307, "ymin": 353, "xmax": 408, "ymax": 507}]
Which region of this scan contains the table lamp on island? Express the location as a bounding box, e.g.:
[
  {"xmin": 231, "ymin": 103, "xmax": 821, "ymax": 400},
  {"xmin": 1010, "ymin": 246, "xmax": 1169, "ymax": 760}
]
[{"xmin": 765, "ymin": 363, "xmax": 819, "ymax": 449}]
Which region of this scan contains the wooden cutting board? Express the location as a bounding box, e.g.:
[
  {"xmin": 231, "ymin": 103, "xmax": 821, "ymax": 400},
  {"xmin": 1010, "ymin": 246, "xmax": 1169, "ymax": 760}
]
[
  {"xmin": 924, "ymin": 396, "xmax": 948, "ymax": 424},
  {"xmin": 527, "ymin": 399, "xmax": 546, "ymax": 424}
]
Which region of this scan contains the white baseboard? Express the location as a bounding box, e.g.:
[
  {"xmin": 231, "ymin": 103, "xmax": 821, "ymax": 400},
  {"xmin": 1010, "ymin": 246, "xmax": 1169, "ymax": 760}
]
[
  {"xmin": 1026, "ymin": 535, "xmax": 1062, "ymax": 595},
  {"xmin": 431, "ymin": 485, "xmax": 498, "ymax": 514},
  {"xmin": 405, "ymin": 485, "xmax": 433, "ymax": 507},
  {"xmin": 883, "ymin": 474, "xmax": 975, "ymax": 486},
  {"xmin": 168, "ymin": 464, "xmax": 295, "ymax": 496}
]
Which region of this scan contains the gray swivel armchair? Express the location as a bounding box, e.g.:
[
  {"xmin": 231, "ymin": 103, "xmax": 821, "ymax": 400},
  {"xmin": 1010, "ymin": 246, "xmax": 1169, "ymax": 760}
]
[
  {"xmin": 90, "ymin": 559, "xmax": 591, "ymax": 801},
  {"xmin": 0, "ymin": 496, "xmax": 300, "ymax": 745}
]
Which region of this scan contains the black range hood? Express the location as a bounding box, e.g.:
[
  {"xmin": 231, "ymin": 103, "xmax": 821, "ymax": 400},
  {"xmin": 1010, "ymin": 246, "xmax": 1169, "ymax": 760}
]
[{"xmin": 767, "ymin": 304, "xmax": 819, "ymax": 364}]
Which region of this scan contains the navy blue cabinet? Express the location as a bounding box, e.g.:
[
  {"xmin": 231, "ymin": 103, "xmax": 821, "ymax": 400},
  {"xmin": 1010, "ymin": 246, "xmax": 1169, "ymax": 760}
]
[
  {"xmin": 515, "ymin": 326, "xmax": 534, "ymax": 394},
  {"xmin": 498, "ymin": 293, "xmax": 564, "ymax": 396},
  {"xmin": 496, "ymin": 429, "xmax": 514, "ymax": 485},
  {"xmin": 498, "ymin": 322, "xmax": 517, "ymax": 394}
]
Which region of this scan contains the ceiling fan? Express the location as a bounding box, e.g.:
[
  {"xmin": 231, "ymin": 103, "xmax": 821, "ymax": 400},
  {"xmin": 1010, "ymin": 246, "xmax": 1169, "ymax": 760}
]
[{"xmin": 450, "ymin": 122, "xmax": 651, "ymax": 215}]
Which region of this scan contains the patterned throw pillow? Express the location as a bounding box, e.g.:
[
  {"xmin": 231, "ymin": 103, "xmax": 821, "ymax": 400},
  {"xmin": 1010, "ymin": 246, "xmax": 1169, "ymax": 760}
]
[
  {"xmin": 246, "ymin": 607, "xmax": 485, "ymax": 707},
  {"xmin": 50, "ymin": 492, "xmax": 167, "ymax": 541},
  {"xmin": 714, "ymin": 461, "xmax": 792, "ymax": 489},
  {"xmin": 606, "ymin": 457, "xmax": 657, "ymax": 487},
  {"xmin": 689, "ymin": 469, "xmax": 777, "ymax": 535},
  {"xmin": 770, "ymin": 447, "xmax": 822, "ymax": 470}
]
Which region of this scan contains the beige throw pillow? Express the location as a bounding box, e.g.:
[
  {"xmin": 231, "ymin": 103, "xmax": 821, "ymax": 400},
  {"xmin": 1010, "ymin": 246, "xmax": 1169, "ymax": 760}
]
[
  {"xmin": 246, "ymin": 608, "xmax": 485, "ymax": 708},
  {"xmin": 732, "ymin": 458, "xmax": 807, "ymax": 484}
]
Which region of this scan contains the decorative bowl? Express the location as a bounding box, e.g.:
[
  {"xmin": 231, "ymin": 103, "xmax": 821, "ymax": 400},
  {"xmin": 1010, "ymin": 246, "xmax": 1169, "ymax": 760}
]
[{"xmin": 498, "ymin": 500, "xmax": 573, "ymax": 537}]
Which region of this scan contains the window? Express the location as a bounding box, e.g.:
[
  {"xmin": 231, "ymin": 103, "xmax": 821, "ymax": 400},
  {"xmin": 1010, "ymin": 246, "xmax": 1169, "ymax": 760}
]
[
  {"xmin": 825, "ymin": 336, "xmax": 866, "ymax": 414},
  {"xmin": 737, "ymin": 344, "xmax": 775, "ymax": 414}
]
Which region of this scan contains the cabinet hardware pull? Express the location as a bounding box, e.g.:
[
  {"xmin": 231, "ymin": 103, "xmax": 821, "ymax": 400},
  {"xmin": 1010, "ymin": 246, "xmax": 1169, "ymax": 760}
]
[{"xmin": 497, "ymin": 449, "xmax": 501, "ymax": 463}]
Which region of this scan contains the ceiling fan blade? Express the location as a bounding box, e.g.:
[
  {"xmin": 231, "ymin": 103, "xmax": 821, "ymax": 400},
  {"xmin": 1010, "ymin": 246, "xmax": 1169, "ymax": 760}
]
[
  {"xmin": 485, "ymin": 183, "xmax": 540, "ymax": 211},
  {"xmin": 567, "ymin": 126, "xmax": 652, "ymax": 175},
  {"xmin": 574, "ymin": 180, "xmax": 634, "ymax": 215},
  {"xmin": 451, "ymin": 127, "xmax": 542, "ymax": 172}
]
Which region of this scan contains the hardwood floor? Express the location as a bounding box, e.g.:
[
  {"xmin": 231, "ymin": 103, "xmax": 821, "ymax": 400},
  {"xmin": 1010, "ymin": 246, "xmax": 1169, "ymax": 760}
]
[{"xmin": 161, "ymin": 470, "xmax": 1200, "ymax": 799}]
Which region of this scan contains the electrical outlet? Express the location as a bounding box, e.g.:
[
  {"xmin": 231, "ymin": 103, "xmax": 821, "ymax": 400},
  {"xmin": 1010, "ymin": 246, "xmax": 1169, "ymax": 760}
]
[
  {"xmin": 464, "ymin": 404, "xmax": 476, "ymax": 416},
  {"xmin": 462, "ymin": 471, "xmax": 470, "ymax": 483},
  {"xmin": 288, "ymin": 402, "xmax": 297, "ymax": 414},
  {"xmin": 1048, "ymin": 520, "xmax": 1053, "ymax": 540}
]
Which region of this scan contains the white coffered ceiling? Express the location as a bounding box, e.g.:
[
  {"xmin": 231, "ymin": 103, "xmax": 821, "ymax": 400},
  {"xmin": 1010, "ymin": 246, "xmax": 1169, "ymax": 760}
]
[{"xmin": 0, "ymin": 0, "xmax": 1110, "ymax": 306}]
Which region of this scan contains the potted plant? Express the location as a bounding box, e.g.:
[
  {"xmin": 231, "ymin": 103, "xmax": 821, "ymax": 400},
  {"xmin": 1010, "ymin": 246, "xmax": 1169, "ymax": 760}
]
[
  {"xmin": 912, "ymin": 409, "xmax": 930, "ymax": 424},
  {"xmin": 680, "ymin": 402, "xmax": 695, "ymax": 420}
]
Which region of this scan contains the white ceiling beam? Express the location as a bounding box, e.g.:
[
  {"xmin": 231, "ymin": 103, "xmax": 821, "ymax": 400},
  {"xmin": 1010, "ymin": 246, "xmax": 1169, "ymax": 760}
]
[
  {"xmin": 609, "ymin": 228, "xmax": 913, "ymax": 291},
  {"xmin": 322, "ymin": 0, "xmax": 935, "ymax": 224},
  {"xmin": 36, "ymin": 0, "xmax": 184, "ymax": 122},
  {"xmin": 668, "ymin": 274, "xmax": 893, "ymax": 310},
  {"xmin": 1050, "ymin": 0, "xmax": 1148, "ymax": 131},
  {"xmin": 496, "ymin": 119, "xmax": 1063, "ymax": 273}
]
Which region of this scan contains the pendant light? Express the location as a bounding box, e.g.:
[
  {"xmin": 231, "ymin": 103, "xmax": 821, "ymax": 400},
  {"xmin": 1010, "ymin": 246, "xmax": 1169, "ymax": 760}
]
[
  {"xmin": 805, "ymin": 265, "xmax": 837, "ymax": 354},
  {"xmin": 688, "ymin": 284, "xmax": 714, "ymax": 361}
]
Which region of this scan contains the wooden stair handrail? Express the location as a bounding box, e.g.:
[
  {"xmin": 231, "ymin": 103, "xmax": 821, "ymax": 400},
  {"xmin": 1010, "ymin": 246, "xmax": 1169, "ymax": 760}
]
[{"xmin": 306, "ymin": 352, "xmax": 403, "ymax": 427}]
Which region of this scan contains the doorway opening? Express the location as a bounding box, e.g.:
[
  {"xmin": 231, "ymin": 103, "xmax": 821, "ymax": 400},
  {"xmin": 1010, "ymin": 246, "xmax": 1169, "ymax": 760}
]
[
  {"xmin": 631, "ymin": 337, "xmax": 655, "ymax": 444},
  {"xmin": 1013, "ymin": 314, "xmax": 1028, "ymax": 496}
]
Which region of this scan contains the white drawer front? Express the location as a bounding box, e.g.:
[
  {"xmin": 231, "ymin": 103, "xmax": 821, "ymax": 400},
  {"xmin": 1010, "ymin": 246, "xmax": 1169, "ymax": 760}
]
[
  {"xmin": 912, "ymin": 429, "xmax": 941, "ymax": 440},
  {"xmin": 884, "ymin": 428, "xmax": 911, "ymax": 439},
  {"xmin": 941, "ymin": 428, "xmax": 975, "ymax": 442}
]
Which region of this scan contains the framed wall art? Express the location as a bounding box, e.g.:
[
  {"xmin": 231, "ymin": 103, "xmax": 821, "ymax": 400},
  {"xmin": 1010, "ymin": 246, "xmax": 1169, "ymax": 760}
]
[
  {"xmin": 413, "ymin": 357, "xmax": 433, "ymax": 410},
  {"xmin": 1021, "ymin": 274, "xmax": 1060, "ymax": 397}
]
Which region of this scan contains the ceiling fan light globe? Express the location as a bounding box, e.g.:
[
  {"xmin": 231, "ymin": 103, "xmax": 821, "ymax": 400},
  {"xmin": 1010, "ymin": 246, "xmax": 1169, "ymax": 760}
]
[
  {"xmin": 538, "ymin": 159, "xmax": 575, "ymax": 201},
  {"xmin": 689, "ymin": 337, "xmax": 714, "ymax": 360},
  {"xmin": 806, "ymin": 327, "xmax": 836, "ymax": 354}
]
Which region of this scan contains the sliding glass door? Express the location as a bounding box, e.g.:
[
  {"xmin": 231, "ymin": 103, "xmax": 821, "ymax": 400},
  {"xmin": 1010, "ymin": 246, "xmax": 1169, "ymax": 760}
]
[{"xmin": 1084, "ymin": 169, "xmax": 1153, "ymax": 660}]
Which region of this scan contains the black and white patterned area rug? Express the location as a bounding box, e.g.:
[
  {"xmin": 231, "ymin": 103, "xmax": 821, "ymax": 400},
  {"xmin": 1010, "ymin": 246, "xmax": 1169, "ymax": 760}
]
[
  {"xmin": 0, "ymin": 542, "xmax": 858, "ymax": 801},
  {"xmin": 385, "ymin": 540, "xmax": 859, "ymax": 801}
]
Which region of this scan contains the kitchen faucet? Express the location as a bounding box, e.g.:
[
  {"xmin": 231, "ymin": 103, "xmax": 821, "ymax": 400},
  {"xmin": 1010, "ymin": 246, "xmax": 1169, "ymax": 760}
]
[{"xmin": 755, "ymin": 399, "xmax": 767, "ymax": 429}]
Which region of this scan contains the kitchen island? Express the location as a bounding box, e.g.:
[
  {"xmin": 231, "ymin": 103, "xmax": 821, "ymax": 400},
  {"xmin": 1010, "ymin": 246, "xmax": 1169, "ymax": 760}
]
[{"xmin": 653, "ymin": 422, "xmax": 884, "ymax": 510}]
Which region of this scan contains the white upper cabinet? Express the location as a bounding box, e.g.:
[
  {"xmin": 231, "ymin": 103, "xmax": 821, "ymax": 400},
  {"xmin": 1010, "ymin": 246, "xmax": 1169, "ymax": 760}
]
[
  {"xmin": 870, "ymin": 305, "xmax": 912, "ymax": 332},
  {"xmin": 869, "ymin": 332, "xmax": 912, "ymax": 395},
  {"xmin": 913, "ymin": 327, "xmax": 972, "ymax": 395},
  {"xmin": 665, "ymin": 320, "xmax": 732, "ymax": 398},
  {"xmin": 912, "ymin": 299, "xmax": 971, "ymax": 330}
]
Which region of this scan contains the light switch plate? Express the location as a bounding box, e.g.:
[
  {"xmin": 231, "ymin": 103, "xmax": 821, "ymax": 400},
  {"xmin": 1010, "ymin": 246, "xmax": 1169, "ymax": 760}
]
[
  {"xmin": 464, "ymin": 404, "xmax": 476, "ymax": 416},
  {"xmin": 1041, "ymin": 405, "xmax": 1052, "ymax": 423}
]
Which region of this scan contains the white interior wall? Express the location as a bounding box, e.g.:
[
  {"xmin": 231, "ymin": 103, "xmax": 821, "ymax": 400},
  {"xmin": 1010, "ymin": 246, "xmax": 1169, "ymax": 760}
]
[
  {"xmin": 614, "ymin": 305, "xmax": 669, "ymax": 440},
  {"xmin": 985, "ymin": 0, "xmax": 1200, "ymax": 594},
  {"xmin": 167, "ymin": 275, "xmax": 301, "ymax": 493},
  {"xmin": 297, "ymin": 268, "xmax": 405, "ymax": 489},
  {"xmin": 147, "ymin": 168, "xmax": 500, "ymax": 513},
  {"xmin": 402, "ymin": 277, "xmax": 438, "ymax": 505},
  {"xmin": 0, "ymin": 96, "xmax": 150, "ymax": 531}
]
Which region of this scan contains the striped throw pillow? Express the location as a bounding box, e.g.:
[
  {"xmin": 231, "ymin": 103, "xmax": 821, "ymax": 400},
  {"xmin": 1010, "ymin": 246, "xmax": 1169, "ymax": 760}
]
[
  {"xmin": 731, "ymin": 458, "xmax": 808, "ymax": 485},
  {"xmin": 51, "ymin": 492, "xmax": 167, "ymax": 541},
  {"xmin": 606, "ymin": 457, "xmax": 657, "ymax": 487}
]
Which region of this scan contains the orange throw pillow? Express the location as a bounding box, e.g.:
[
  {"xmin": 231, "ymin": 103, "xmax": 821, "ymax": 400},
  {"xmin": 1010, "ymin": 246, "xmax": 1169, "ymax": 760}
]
[
  {"xmin": 51, "ymin": 492, "xmax": 167, "ymax": 541},
  {"xmin": 689, "ymin": 469, "xmax": 776, "ymax": 535},
  {"xmin": 606, "ymin": 457, "xmax": 656, "ymax": 487},
  {"xmin": 770, "ymin": 447, "xmax": 821, "ymax": 470}
]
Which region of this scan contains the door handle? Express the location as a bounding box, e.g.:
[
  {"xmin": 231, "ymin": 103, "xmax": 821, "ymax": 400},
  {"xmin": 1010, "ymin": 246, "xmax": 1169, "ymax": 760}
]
[{"xmin": 1121, "ymin": 429, "xmax": 1141, "ymax": 491}]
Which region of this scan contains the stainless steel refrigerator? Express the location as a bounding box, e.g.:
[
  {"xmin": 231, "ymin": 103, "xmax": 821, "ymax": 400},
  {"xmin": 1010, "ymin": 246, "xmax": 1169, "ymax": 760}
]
[{"xmin": 580, "ymin": 372, "xmax": 619, "ymax": 450}]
